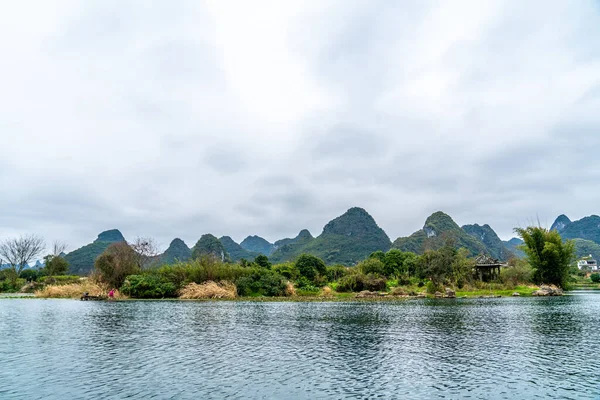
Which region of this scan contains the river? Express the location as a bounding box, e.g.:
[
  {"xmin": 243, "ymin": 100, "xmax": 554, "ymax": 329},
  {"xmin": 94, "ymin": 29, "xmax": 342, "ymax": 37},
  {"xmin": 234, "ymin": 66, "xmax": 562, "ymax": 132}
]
[{"xmin": 1, "ymin": 293, "xmax": 599, "ymax": 399}]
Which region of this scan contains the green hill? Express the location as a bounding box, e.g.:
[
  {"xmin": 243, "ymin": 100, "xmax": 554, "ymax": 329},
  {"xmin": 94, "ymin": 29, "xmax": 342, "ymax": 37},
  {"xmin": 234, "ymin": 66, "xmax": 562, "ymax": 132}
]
[
  {"xmin": 558, "ymin": 215, "xmax": 600, "ymax": 243},
  {"xmin": 462, "ymin": 224, "xmax": 513, "ymax": 260},
  {"xmin": 550, "ymin": 214, "xmax": 572, "ymax": 233},
  {"xmin": 220, "ymin": 236, "xmax": 259, "ymax": 262},
  {"xmin": 270, "ymin": 207, "xmax": 392, "ymax": 265},
  {"xmin": 392, "ymin": 212, "xmax": 487, "ymax": 257},
  {"xmin": 269, "ymin": 229, "xmax": 315, "ymax": 263},
  {"xmin": 65, "ymin": 229, "xmax": 126, "ymax": 275},
  {"xmin": 191, "ymin": 234, "xmax": 229, "ymax": 261},
  {"xmin": 503, "ymin": 238, "xmax": 525, "ymax": 258},
  {"xmin": 160, "ymin": 238, "xmax": 192, "ymax": 264},
  {"xmin": 240, "ymin": 235, "xmax": 274, "ymax": 255},
  {"xmin": 573, "ymin": 238, "xmax": 600, "ymax": 262}
]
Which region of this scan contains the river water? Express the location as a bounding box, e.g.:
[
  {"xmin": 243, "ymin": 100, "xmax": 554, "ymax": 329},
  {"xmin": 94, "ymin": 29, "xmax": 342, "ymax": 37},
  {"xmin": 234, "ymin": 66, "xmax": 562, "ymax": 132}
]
[{"xmin": 1, "ymin": 293, "xmax": 599, "ymax": 399}]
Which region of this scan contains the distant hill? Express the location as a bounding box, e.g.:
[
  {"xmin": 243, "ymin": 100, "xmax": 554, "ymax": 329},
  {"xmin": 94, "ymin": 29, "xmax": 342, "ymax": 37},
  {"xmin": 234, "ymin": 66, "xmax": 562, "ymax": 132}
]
[
  {"xmin": 503, "ymin": 238, "xmax": 525, "ymax": 258},
  {"xmin": 462, "ymin": 224, "xmax": 513, "ymax": 260},
  {"xmin": 572, "ymin": 238, "xmax": 600, "ymax": 262},
  {"xmin": 269, "ymin": 229, "xmax": 315, "ymax": 263},
  {"xmin": 270, "ymin": 207, "xmax": 392, "ymax": 265},
  {"xmin": 558, "ymin": 215, "xmax": 600, "ymax": 244},
  {"xmin": 65, "ymin": 229, "xmax": 126, "ymax": 275},
  {"xmin": 160, "ymin": 238, "xmax": 192, "ymax": 264},
  {"xmin": 220, "ymin": 236, "xmax": 259, "ymax": 262},
  {"xmin": 551, "ymin": 214, "xmax": 572, "ymax": 233},
  {"xmin": 240, "ymin": 235, "xmax": 274, "ymax": 255},
  {"xmin": 192, "ymin": 234, "xmax": 228, "ymax": 261},
  {"xmin": 392, "ymin": 212, "xmax": 488, "ymax": 257}
]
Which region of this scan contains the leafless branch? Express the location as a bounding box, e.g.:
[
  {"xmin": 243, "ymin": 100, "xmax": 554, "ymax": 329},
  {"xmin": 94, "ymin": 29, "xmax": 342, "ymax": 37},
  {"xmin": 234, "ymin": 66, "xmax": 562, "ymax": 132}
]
[{"xmin": 0, "ymin": 234, "xmax": 46, "ymax": 275}]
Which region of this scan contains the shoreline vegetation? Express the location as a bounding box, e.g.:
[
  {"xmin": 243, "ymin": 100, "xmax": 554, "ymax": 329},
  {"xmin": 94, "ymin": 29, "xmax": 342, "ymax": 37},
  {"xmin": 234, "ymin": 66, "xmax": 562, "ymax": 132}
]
[{"xmin": 0, "ymin": 224, "xmax": 591, "ymax": 302}]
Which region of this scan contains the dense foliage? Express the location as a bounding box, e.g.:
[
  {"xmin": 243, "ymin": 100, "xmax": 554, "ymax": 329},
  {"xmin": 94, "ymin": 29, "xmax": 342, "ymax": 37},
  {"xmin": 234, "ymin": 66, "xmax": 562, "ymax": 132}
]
[
  {"xmin": 94, "ymin": 242, "xmax": 140, "ymax": 288},
  {"xmin": 515, "ymin": 226, "xmax": 575, "ymax": 288}
]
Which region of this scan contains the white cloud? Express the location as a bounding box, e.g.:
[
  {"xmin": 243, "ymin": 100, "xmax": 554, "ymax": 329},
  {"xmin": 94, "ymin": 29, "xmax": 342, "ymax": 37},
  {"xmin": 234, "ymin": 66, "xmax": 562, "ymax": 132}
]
[{"xmin": 0, "ymin": 0, "xmax": 599, "ymax": 253}]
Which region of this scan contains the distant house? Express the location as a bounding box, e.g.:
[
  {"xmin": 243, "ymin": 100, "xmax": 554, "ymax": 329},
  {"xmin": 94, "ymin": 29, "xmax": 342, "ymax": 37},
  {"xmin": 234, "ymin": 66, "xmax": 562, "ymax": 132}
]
[{"xmin": 577, "ymin": 255, "xmax": 598, "ymax": 271}]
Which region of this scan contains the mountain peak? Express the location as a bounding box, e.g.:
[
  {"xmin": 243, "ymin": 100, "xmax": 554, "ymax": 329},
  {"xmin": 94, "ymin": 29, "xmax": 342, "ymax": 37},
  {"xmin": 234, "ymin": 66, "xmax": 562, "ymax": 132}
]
[
  {"xmin": 240, "ymin": 235, "xmax": 274, "ymax": 255},
  {"xmin": 551, "ymin": 215, "xmax": 572, "ymax": 232},
  {"xmin": 423, "ymin": 212, "xmax": 460, "ymax": 238},
  {"xmin": 161, "ymin": 238, "xmax": 191, "ymax": 264},
  {"xmin": 297, "ymin": 229, "xmax": 313, "ymax": 239},
  {"xmin": 95, "ymin": 229, "xmax": 125, "ymax": 243},
  {"xmin": 322, "ymin": 207, "xmax": 388, "ymax": 240}
]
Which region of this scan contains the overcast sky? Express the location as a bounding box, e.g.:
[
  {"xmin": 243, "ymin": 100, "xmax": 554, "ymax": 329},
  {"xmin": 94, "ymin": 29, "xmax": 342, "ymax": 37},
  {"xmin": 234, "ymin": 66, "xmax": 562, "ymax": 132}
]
[{"xmin": 1, "ymin": 0, "xmax": 600, "ymax": 253}]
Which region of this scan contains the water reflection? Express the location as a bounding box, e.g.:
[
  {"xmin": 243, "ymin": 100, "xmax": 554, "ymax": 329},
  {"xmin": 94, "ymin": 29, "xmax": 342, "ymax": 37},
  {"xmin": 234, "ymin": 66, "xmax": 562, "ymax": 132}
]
[{"xmin": 1, "ymin": 295, "xmax": 600, "ymax": 399}]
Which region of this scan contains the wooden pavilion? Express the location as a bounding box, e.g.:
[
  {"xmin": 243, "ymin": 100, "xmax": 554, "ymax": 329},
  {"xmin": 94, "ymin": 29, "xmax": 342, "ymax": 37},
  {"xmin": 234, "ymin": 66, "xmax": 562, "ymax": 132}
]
[{"xmin": 474, "ymin": 254, "xmax": 506, "ymax": 282}]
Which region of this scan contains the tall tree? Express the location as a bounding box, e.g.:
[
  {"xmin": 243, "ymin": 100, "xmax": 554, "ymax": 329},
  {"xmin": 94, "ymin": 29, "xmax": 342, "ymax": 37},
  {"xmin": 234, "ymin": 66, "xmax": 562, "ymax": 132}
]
[
  {"xmin": 0, "ymin": 235, "xmax": 46, "ymax": 282},
  {"xmin": 130, "ymin": 237, "xmax": 160, "ymax": 269},
  {"xmin": 514, "ymin": 226, "xmax": 575, "ymax": 288}
]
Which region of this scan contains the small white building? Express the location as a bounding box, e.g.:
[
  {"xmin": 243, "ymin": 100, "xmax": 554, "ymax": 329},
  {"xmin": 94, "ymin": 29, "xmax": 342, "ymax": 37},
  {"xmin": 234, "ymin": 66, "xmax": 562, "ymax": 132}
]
[{"xmin": 577, "ymin": 255, "xmax": 598, "ymax": 271}]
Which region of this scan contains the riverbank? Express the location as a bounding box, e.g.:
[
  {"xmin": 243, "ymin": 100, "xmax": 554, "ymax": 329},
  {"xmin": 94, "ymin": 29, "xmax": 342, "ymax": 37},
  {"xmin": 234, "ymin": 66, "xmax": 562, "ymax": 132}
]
[{"xmin": 15, "ymin": 285, "xmax": 542, "ymax": 301}]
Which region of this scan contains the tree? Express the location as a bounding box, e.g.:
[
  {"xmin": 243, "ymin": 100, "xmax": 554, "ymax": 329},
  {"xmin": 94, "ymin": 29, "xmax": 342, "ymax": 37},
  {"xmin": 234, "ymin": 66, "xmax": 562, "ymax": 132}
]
[
  {"xmin": 44, "ymin": 255, "xmax": 69, "ymax": 277},
  {"xmin": 130, "ymin": 237, "xmax": 160, "ymax": 269},
  {"xmin": 358, "ymin": 258, "xmax": 385, "ymax": 276},
  {"xmin": 94, "ymin": 242, "xmax": 140, "ymax": 288},
  {"xmin": 451, "ymin": 248, "xmax": 475, "ymax": 287},
  {"xmin": 515, "ymin": 226, "xmax": 575, "ymax": 288},
  {"xmin": 383, "ymin": 249, "xmax": 407, "ymax": 277},
  {"xmin": 43, "ymin": 241, "xmax": 69, "ymax": 278},
  {"xmin": 420, "ymin": 240, "xmax": 456, "ymax": 289},
  {"xmin": 254, "ymin": 255, "xmax": 271, "ymax": 269},
  {"xmin": 0, "ymin": 235, "xmax": 45, "ymax": 284},
  {"xmin": 295, "ymin": 254, "xmax": 326, "ymax": 281}
]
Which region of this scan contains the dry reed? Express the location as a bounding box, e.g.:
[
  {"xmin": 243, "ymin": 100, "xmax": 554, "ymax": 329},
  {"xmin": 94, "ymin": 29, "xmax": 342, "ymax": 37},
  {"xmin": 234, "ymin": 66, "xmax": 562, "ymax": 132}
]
[
  {"xmin": 285, "ymin": 282, "xmax": 297, "ymax": 297},
  {"xmin": 178, "ymin": 281, "xmax": 237, "ymax": 299},
  {"xmin": 35, "ymin": 280, "xmax": 127, "ymax": 299}
]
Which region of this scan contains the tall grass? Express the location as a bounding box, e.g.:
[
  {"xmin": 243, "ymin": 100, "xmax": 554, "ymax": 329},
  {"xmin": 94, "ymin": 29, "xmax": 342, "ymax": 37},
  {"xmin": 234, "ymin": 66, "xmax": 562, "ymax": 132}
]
[
  {"xmin": 35, "ymin": 280, "xmax": 127, "ymax": 299},
  {"xmin": 179, "ymin": 281, "xmax": 237, "ymax": 299}
]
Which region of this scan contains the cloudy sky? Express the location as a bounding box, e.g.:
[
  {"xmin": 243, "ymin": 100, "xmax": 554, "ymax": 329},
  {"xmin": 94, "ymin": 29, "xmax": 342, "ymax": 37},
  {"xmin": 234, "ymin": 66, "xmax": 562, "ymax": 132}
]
[{"xmin": 1, "ymin": 0, "xmax": 600, "ymax": 252}]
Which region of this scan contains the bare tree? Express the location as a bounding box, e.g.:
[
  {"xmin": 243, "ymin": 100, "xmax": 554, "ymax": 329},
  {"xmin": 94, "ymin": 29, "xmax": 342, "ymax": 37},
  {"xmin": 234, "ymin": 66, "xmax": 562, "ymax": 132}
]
[
  {"xmin": 52, "ymin": 241, "xmax": 68, "ymax": 257},
  {"xmin": 0, "ymin": 235, "xmax": 46, "ymax": 279},
  {"xmin": 130, "ymin": 237, "xmax": 160, "ymax": 269}
]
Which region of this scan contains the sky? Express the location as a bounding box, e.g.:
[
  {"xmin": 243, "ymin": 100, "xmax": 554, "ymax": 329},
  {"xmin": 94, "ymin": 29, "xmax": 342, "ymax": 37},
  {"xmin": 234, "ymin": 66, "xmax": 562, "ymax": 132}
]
[{"xmin": 1, "ymin": 0, "xmax": 600, "ymax": 253}]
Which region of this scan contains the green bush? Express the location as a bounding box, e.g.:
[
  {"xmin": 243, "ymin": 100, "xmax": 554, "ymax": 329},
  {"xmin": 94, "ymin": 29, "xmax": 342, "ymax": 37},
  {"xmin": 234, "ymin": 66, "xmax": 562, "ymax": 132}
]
[
  {"xmin": 235, "ymin": 269, "xmax": 288, "ymax": 297},
  {"xmin": 20, "ymin": 269, "xmax": 41, "ymax": 282},
  {"xmin": 500, "ymin": 261, "xmax": 534, "ymax": 286},
  {"xmin": 273, "ymin": 263, "xmax": 299, "ymax": 280},
  {"xmin": 336, "ymin": 273, "xmax": 387, "ymax": 292},
  {"xmin": 121, "ymin": 275, "xmax": 178, "ymax": 298},
  {"xmin": 295, "ymin": 254, "xmax": 326, "ymax": 281},
  {"xmin": 591, "ymin": 273, "xmax": 600, "ymax": 283},
  {"xmin": 426, "ymin": 281, "xmax": 442, "ymax": 294},
  {"xmin": 326, "ymin": 265, "xmax": 348, "ymax": 282},
  {"xmin": 358, "ymin": 258, "xmax": 385, "ymax": 276}
]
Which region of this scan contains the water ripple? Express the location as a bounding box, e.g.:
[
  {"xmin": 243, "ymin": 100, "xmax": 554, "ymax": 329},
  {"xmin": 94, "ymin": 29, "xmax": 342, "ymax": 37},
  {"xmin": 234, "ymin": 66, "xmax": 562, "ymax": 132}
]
[{"xmin": 1, "ymin": 296, "xmax": 600, "ymax": 399}]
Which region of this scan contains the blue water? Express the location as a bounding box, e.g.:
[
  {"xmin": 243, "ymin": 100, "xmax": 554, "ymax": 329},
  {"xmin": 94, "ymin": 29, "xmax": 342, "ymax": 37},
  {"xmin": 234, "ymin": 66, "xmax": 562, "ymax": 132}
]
[{"xmin": 1, "ymin": 294, "xmax": 599, "ymax": 399}]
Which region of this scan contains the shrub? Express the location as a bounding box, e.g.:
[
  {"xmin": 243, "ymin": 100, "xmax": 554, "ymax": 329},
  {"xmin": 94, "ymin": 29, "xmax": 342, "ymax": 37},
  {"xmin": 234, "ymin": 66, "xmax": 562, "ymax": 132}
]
[
  {"xmin": 336, "ymin": 273, "xmax": 386, "ymax": 292},
  {"xmin": 358, "ymin": 258, "xmax": 385, "ymax": 276},
  {"xmin": 254, "ymin": 255, "xmax": 272, "ymax": 269},
  {"xmin": 426, "ymin": 280, "xmax": 442, "ymax": 294},
  {"xmin": 295, "ymin": 254, "xmax": 326, "ymax": 281},
  {"xmin": 121, "ymin": 275, "xmax": 178, "ymax": 299},
  {"xmin": 35, "ymin": 280, "xmax": 125, "ymax": 299},
  {"xmin": 591, "ymin": 273, "xmax": 600, "ymax": 283},
  {"xmin": 500, "ymin": 260, "xmax": 534, "ymax": 286},
  {"xmin": 179, "ymin": 281, "xmax": 236, "ymax": 299},
  {"xmin": 94, "ymin": 242, "xmax": 140, "ymax": 288},
  {"xmin": 40, "ymin": 275, "xmax": 81, "ymax": 285},
  {"xmin": 20, "ymin": 269, "xmax": 41, "ymax": 282},
  {"xmin": 235, "ymin": 269, "xmax": 288, "ymax": 297},
  {"xmin": 326, "ymin": 265, "xmax": 348, "ymax": 282},
  {"xmin": 273, "ymin": 263, "xmax": 299, "ymax": 280}
]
